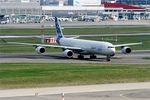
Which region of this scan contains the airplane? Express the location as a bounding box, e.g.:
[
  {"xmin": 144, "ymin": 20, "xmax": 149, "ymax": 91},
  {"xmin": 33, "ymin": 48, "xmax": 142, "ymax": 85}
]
[{"xmin": 7, "ymin": 17, "xmax": 142, "ymax": 61}]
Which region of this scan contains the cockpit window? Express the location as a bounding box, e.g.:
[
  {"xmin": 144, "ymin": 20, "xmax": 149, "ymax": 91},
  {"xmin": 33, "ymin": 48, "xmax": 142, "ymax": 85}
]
[{"xmin": 108, "ymin": 46, "xmax": 114, "ymax": 48}]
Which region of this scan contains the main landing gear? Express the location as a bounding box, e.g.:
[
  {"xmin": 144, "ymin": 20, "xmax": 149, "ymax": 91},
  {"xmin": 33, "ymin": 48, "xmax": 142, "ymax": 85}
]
[
  {"xmin": 106, "ymin": 55, "xmax": 111, "ymax": 62},
  {"xmin": 78, "ymin": 54, "xmax": 84, "ymax": 59},
  {"xmin": 77, "ymin": 54, "xmax": 111, "ymax": 61},
  {"xmin": 78, "ymin": 54, "xmax": 97, "ymax": 59},
  {"xmin": 90, "ymin": 55, "xmax": 97, "ymax": 59}
]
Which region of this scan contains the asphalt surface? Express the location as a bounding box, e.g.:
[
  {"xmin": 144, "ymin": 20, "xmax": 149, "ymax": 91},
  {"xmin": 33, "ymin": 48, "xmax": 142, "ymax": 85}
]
[
  {"xmin": 1, "ymin": 20, "xmax": 150, "ymax": 29},
  {"xmin": 0, "ymin": 21, "xmax": 150, "ymax": 100},
  {"xmin": 1, "ymin": 90, "xmax": 150, "ymax": 100},
  {"xmin": 0, "ymin": 90, "xmax": 150, "ymax": 100},
  {"xmin": 0, "ymin": 51, "xmax": 150, "ymax": 64},
  {"xmin": 0, "ymin": 82, "xmax": 150, "ymax": 100}
]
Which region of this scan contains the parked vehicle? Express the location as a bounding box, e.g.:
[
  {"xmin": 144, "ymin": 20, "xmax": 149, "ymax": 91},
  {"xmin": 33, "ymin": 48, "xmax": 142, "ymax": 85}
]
[{"xmin": 0, "ymin": 19, "xmax": 7, "ymax": 24}]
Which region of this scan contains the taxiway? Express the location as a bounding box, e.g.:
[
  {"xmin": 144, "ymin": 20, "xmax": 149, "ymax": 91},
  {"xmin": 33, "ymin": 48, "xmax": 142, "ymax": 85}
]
[
  {"xmin": 1, "ymin": 20, "xmax": 150, "ymax": 29},
  {"xmin": 0, "ymin": 82, "xmax": 150, "ymax": 100},
  {"xmin": 0, "ymin": 51, "xmax": 150, "ymax": 64}
]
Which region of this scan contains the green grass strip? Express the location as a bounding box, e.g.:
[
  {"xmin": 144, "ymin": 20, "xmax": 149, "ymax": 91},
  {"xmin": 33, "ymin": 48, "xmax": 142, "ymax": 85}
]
[
  {"xmin": 0, "ymin": 35, "xmax": 149, "ymax": 54},
  {"xmin": 1, "ymin": 27, "xmax": 150, "ymax": 35},
  {"xmin": 0, "ymin": 63, "xmax": 149, "ymax": 89},
  {"xmin": 143, "ymin": 57, "xmax": 150, "ymax": 60}
]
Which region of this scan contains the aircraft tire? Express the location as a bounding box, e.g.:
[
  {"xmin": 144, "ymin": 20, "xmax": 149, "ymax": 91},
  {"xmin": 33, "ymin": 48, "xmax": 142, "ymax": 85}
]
[
  {"xmin": 106, "ymin": 55, "xmax": 111, "ymax": 62},
  {"xmin": 90, "ymin": 55, "xmax": 97, "ymax": 59},
  {"xmin": 78, "ymin": 55, "xmax": 84, "ymax": 59}
]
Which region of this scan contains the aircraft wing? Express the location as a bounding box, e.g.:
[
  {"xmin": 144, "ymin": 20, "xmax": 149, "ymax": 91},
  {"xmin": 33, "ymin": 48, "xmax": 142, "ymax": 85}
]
[
  {"xmin": 7, "ymin": 42, "xmax": 83, "ymax": 51},
  {"xmin": 68, "ymin": 36, "xmax": 80, "ymax": 39},
  {"xmin": 114, "ymin": 42, "xmax": 142, "ymax": 47},
  {"xmin": 0, "ymin": 36, "xmax": 41, "ymax": 39}
]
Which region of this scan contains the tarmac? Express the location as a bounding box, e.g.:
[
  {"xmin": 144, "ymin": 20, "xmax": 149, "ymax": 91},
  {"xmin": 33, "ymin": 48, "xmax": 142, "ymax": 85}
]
[
  {"xmin": 0, "ymin": 20, "xmax": 150, "ymax": 100},
  {"xmin": 0, "ymin": 51, "xmax": 149, "ymax": 100},
  {"xmin": 0, "ymin": 82, "xmax": 150, "ymax": 100},
  {"xmin": 1, "ymin": 20, "xmax": 150, "ymax": 29},
  {"xmin": 0, "ymin": 51, "xmax": 150, "ymax": 64}
]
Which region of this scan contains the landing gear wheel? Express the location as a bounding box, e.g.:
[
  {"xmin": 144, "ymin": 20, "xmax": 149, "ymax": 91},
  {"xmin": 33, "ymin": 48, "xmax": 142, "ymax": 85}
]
[
  {"xmin": 106, "ymin": 56, "xmax": 111, "ymax": 62},
  {"xmin": 78, "ymin": 55, "xmax": 84, "ymax": 59},
  {"xmin": 90, "ymin": 55, "xmax": 97, "ymax": 59}
]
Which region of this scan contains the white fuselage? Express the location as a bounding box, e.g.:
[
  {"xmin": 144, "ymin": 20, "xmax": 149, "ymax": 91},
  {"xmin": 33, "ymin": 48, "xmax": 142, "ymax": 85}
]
[{"xmin": 59, "ymin": 38, "xmax": 116, "ymax": 56}]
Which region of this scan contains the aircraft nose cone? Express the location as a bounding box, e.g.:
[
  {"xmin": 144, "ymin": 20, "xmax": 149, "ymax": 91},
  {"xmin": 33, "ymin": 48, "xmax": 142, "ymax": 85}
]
[
  {"xmin": 110, "ymin": 53, "xmax": 115, "ymax": 56},
  {"xmin": 110, "ymin": 48, "xmax": 116, "ymax": 56}
]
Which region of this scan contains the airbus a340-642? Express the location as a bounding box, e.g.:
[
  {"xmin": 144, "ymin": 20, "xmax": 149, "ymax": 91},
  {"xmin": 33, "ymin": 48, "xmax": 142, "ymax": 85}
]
[{"xmin": 7, "ymin": 17, "xmax": 142, "ymax": 61}]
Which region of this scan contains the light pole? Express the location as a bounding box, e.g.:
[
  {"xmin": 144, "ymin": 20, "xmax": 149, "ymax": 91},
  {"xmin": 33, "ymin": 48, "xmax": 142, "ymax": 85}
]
[{"xmin": 41, "ymin": 24, "xmax": 45, "ymax": 43}]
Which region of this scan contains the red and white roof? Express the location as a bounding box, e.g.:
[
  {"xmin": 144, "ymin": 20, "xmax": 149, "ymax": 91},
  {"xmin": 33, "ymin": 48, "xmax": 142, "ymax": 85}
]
[{"xmin": 103, "ymin": 2, "xmax": 146, "ymax": 11}]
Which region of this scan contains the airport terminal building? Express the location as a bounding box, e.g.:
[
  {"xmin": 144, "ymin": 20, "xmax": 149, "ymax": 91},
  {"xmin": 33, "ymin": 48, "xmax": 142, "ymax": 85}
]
[
  {"xmin": 0, "ymin": 0, "xmax": 150, "ymax": 23},
  {"xmin": 0, "ymin": 0, "xmax": 41, "ymax": 15},
  {"xmin": 0, "ymin": 0, "xmax": 104, "ymax": 15},
  {"xmin": 0, "ymin": 0, "xmax": 149, "ymax": 16},
  {"xmin": 0, "ymin": 0, "xmax": 104, "ymax": 23},
  {"xmin": 102, "ymin": 0, "xmax": 150, "ymax": 5}
]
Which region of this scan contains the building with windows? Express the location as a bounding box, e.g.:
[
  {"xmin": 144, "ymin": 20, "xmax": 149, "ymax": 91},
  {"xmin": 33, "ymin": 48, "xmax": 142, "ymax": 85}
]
[
  {"xmin": 68, "ymin": 0, "xmax": 101, "ymax": 6},
  {"xmin": 102, "ymin": 2, "xmax": 147, "ymax": 20},
  {"xmin": 40, "ymin": 0, "xmax": 59, "ymax": 6},
  {"xmin": 116, "ymin": 0, "xmax": 150, "ymax": 5},
  {"xmin": 0, "ymin": 0, "xmax": 41, "ymax": 15},
  {"xmin": 0, "ymin": 0, "xmax": 149, "ymax": 21},
  {"xmin": 102, "ymin": 0, "xmax": 150, "ymax": 5},
  {"xmin": 42, "ymin": 0, "xmax": 104, "ymax": 15}
]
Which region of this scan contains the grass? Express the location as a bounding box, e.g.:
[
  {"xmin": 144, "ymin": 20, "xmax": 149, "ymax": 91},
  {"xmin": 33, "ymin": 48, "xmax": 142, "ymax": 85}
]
[
  {"xmin": 0, "ymin": 26, "xmax": 149, "ymax": 53},
  {"xmin": 80, "ymin": 35, "xmax": 150, "ymax": 50},
  {"xmin": 0, "ymin": 35, "xmax": 149, "ymax": 54},
  {"xmin": 0, "ymin": 38, "xmax": 61, "ymax": 53},
  {"xmin": 0, "ymin": 63, "xmax": 149, "ymax": 89},
  {"xmin": 1, "ymin": 27, "xmax": 150, "ymax": 35},
  {"xmin": 143, "ymin": 57, "xmax": 150, "ymax": 60}
]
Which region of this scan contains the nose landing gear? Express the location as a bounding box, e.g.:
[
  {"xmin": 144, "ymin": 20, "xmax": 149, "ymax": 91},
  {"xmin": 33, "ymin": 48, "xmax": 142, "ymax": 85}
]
[
  {"xmin": 78, "ymin": 54, "xmax": 84, "ymax": 59},
  {"xmin": 106, "ymin": 55, "xmax": 111, "ymax": 62},
  {"xmin": 90, "ymin": 55, "xmax": 97, "ymax": 59}
]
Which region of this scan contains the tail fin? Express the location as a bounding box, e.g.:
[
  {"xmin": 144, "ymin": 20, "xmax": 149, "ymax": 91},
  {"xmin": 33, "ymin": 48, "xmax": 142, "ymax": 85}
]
[{"xmin": 55, "ymin": 17, "xmax": 64, "ymax": 43}]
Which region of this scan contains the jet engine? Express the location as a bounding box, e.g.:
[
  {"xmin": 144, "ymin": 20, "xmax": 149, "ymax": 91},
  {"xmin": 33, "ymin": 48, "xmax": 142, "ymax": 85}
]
[
  {"xmin": 63, "ymin": 50, "xmax": 74, "ymax": 58},
  {"xmin": 121, "ymin": 47, "xmax": 132, "ymax": 54},
  {"xmin": 35, "ymin": 46, "xmax": 45, "ymax": 54}
]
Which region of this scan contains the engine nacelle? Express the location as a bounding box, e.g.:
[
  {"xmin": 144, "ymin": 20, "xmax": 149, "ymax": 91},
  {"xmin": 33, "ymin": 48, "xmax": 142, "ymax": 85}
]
[
  {"xmin": 63, "ymin": 50, "xmax": 74, "ymax": 58},
  {"xmin": 121, "ymin": 47, "xmax": 132, "ymax": 54},
  {"xmin": 35, "ymin": 46, "xmax": 45, "ymax": 54}
]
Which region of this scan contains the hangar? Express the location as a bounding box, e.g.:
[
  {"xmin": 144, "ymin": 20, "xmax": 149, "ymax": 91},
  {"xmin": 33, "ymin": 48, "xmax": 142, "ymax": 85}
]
[
  {"xmin": 0, "ymin": 0, "xmax": 41, "ymax": 15},
  {"xmin": 42, "ymin": 6, "xmax": 104, "ymax": 15},
  {"xmin": 102, "ymin": 2, "xmax": 147, "ymax": 20}
]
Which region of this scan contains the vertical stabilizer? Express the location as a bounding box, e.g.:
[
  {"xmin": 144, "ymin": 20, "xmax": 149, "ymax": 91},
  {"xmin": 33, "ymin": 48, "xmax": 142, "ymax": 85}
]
[{"xmin": 55, "ymin": 17, "xmax": 64, "ymax": 43}]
